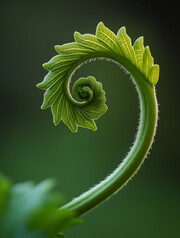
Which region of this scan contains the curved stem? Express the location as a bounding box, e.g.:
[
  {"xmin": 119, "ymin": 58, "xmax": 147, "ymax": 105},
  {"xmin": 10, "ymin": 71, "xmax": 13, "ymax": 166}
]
[{"xmin": 62, "ymin": 62, "xmax": 158, "ymax": 216}]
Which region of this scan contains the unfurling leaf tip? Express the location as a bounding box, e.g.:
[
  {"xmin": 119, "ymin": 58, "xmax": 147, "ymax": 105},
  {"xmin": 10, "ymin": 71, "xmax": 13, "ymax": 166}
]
[
  {"xmin": 96, "ymin": 21, "xmax": 104, "ymax": 29},
  {"xmin": 118, "ymin": 26, "xmax": 126, "ymax": 34},
  {"xmin": 42, "ymin": 63, "xmax": 48, "ymax": 70},
  {"xmin": 74, "ymin": 31, "xmax": 81, "ymax": 41},
  {"xmin": 36, "ymin": 82, "xmax": 43, "ymax": 89},
  {"xmin": 41, "ymin": 104, "xmax": 46, "ymax": 110},
  {"xmin": 54, "ymin": 45, "xmax": 60, "ymax": 53}
]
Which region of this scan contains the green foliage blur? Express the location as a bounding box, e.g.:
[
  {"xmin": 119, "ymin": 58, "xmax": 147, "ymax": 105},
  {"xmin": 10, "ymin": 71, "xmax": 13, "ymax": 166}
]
[
  {"xmin": 0, "ymin": 174, "xmax": 82, "ymax": 238},
  {"xmin": 1, "ymin": 0, "xmax": 179, "ymax": 237}
]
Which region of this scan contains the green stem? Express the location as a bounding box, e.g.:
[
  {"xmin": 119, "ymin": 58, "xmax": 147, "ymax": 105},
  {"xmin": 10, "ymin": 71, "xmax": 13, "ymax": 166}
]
[{"xmin": 62, "ymin": 57, "xmax": 158, "ymax": 217}]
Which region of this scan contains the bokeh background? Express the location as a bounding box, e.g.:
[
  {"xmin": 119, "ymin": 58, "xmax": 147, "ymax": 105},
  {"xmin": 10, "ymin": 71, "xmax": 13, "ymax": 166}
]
[{"xmin": 1, "ymin": 0, "xmax": 180, "ymax": 237}]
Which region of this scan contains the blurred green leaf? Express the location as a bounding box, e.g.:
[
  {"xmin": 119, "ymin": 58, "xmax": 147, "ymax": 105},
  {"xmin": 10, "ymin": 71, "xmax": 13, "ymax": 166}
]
[{"xmin": 0, "ymin": 175, "xmax": 82, "ymax": 238}]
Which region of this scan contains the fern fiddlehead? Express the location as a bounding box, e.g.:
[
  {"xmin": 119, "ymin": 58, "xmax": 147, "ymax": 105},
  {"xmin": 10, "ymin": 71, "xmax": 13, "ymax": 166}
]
[{"xmin": 37, "ymin": 22, "xmax": 159, "ymax": 233}]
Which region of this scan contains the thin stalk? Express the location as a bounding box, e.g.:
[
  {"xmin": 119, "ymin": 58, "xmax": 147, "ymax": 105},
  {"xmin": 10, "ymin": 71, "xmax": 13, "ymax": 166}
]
[{"xmin": 62, "ymin": 69, "xmax": 158, "ymax": 217}]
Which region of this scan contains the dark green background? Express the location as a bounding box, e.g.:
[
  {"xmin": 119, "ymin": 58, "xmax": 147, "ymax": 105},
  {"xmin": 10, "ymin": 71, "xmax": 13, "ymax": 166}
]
[{"xmin": 1, "ymin": 0, "xmax": 179, "ymax": 237}]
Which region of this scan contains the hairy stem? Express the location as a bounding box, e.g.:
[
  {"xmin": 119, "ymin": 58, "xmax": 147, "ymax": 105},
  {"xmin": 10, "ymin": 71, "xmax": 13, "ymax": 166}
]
[{"xmin": 62, "ymin": 64, "xmax": 158, "ymax": 216}]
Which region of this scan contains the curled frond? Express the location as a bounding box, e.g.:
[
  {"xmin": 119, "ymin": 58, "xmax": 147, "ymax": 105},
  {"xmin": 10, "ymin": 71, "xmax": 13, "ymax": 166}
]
[{"xmin": 37, "ymin": 21, "xmax": 159, "ymax": 132}]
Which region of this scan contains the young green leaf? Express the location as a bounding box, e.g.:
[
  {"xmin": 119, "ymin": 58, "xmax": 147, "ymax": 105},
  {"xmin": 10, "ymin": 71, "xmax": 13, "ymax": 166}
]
[
  {"xmin": 96, "ymin": 22, "xmax": 122, "ymax": 54},
  {"xmin": 37, "ymin": 71, "xmax": 66, "ymax": 90},
  {"xmin": 55, "ymin": 42, "xmax": 93, "ymax": 55},
  {"xmin": 41, "ymin": 79, "xmax": 64, "ymax": 109},
  {"xmin": 133, "ymin": 36, "xmax": 144, "ymax": 70},
  {"xmin": 42, "ymin": 55, "xmax": 78, "ymax": 72},
  {"xmin": 117, "ymin": 26, "xmax": 136, "ymax": 63},
  {"xmin": 74, "ymin": 32, "xmax": 109, "ymax": 52},
  {"xmin": 149, "ymin": 64, "xmax": 159, "ymax": 85},
  {"xmin": 142, "ymin": 46, "xmax": 154, "ymax": 78}
]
